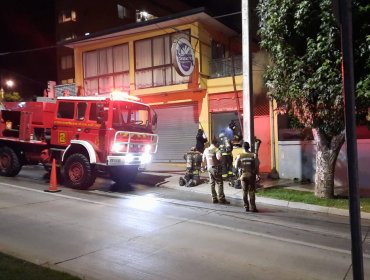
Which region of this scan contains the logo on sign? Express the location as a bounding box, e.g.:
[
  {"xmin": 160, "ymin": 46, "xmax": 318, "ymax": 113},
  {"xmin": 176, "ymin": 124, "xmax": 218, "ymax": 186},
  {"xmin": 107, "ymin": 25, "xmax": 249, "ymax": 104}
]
[{"xmin": 171, "ymin": 38, "xmax": 195, "ymax": 76}]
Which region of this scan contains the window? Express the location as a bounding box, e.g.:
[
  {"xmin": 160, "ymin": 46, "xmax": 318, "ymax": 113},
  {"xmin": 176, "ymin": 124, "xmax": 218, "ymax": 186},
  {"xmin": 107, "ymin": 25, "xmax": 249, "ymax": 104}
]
[
  {"xmin": 83, "ymin": 44, "xmax": 129, "ymax": 95},
  {"xmin": 58, "ymin": 10, "xmax": 77, "ymax": 23},
  {"xmin": 61, "ymin": 55, "xmax": 73, "ymax": 70},
  {"xmin": 112, "ymin": 102, "xmax": 150, "ymax": 129},
  {"xmin": 76, "ymin": 102, "xmax": 87, "ymax": 121},
  {"xmin": 117, "ymin": 4, "xmax": 129, "ymax": 19},
  {"xmin": 61, "ymin": 33, "xmax": 77, "ymax": 41},
  {"xmin": 134, "ymin": 31, "xmax": 190, "ymax": 89},
  {"xmin": 89, "ymin": 103, "xmax": 98, "ymax": 121},
  {"xmin": 136, "ymin": 10, "xmax": 156, "ymax": 22},
  {"xmin": 61, "ymin": 78, "xmax": 75, "ymax": 84},
  {"xmin": 57, "ymin": 102, "xmax": 75, "ymax": 119}
]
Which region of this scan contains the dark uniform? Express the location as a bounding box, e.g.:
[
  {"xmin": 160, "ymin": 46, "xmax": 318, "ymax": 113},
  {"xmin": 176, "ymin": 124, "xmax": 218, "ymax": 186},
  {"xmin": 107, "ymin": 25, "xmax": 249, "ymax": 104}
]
[
  {"xmin": 202, "ymin": 142, "xmax": 230, "ymax": 204},
  {"xmin": 219, "ymin": 133, "xmax": 233, "ymax": 180},
  {"xmin": 235, "ymin": 145, "xmax": 258, "ymax": 212},
  {"xmin": 179, "ymin": 148, "xmax": 202, "ymax": 187},
  {"xmin": 195, "ymin": 129, "xmax": 208, "ymax": 154}
]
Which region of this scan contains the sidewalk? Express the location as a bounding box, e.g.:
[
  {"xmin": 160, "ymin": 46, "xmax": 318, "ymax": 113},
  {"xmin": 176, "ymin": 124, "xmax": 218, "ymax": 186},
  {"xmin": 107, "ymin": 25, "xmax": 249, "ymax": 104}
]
[{"xmin": 140, "ymin": 162, "xmax": 370, "ymax": 220}]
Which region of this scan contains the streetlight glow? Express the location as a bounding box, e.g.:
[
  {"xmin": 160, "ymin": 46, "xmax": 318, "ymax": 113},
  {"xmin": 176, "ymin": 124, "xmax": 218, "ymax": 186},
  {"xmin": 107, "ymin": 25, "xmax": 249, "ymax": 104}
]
[{"xmin": 5, "ymin": 80, "xmax": 14, "ymax": 88}]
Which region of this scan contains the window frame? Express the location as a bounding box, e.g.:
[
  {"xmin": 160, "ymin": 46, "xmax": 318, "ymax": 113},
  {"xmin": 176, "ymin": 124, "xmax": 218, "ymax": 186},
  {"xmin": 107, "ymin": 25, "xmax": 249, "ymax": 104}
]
[
  {"xmin": 83, "ymin": 43, "xmax": 130, "ymax": 95},
  {"xmin": 61, "ymin": 55, "xmax": 74, "ymax": 70},
  {"xmin": 58, "ymin": 10, "xmax": 77, "ymax": 23},
  {"xmin": 134, "ymin": 30, "xmax": 191, "ymax": 89},
  {"xmin": 57, "ymin": 102, "xmax": 75, "ymax": 119}
]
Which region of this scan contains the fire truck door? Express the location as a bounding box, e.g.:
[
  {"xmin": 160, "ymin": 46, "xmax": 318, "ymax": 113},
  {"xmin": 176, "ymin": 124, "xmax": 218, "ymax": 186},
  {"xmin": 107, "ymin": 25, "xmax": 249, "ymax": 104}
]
[
  {"xmin": 79, "ymin": 102, "xmax": 102, "ymax": 146},
  {"xmin": 73, "ymin": 102, "xmax": 91, "ymax": 142},
  {"xmin": 51, "ymin": 101, "xmax": 76, "ymax": 146}
]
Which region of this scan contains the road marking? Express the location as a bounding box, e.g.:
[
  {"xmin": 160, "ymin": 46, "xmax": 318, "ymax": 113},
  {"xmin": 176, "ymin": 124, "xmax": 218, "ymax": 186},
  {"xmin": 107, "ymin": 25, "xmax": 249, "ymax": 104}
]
[{"xmin": 1, "ymin": 182, "xmax": 369, "ymax": 258}]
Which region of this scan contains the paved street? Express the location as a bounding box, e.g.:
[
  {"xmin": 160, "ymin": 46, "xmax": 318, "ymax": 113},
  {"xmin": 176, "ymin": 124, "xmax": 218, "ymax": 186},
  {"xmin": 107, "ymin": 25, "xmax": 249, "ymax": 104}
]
[{"xmin": 0, "ymin": 165, "xmax": 370, "ymax": 280}]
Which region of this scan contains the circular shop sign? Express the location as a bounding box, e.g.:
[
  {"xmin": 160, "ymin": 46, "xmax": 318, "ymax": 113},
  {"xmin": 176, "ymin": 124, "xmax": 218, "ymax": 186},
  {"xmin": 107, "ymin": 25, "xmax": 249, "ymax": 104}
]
[{"xmin": 171, "ymin": 37, "xmax": 195, "ymax": 76}]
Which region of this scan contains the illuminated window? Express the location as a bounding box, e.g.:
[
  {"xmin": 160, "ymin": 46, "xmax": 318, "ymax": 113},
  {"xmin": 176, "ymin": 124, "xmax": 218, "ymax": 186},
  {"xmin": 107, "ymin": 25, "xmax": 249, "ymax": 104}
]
[
  {"xmin": 134, "ymin": 31, "xmax": 190, "ymax": 89},
  {"xmin": 61, "ymin": 55, "xmax": 73, "ymax": 70},
  {"xmin": 58, "ymin": 10, "xmax": 77, "ymax": 23},
  {"xmin": 117, "ymin": 4, "xmax": 129, "ymax": 19},
  {"xmin": 83, "ymin": 44, "xmax": 130, "ymax": 95},
  {"xmin": 61, "ymin": 33, "xmax": 77, "ymax": 41},
  {"xmin": 61, "ymin": 79, "xmax": 75, "ymax": 84},
  {"xmin": 136, "ymin": 10, "xmax": 156, "ymax": 22}
]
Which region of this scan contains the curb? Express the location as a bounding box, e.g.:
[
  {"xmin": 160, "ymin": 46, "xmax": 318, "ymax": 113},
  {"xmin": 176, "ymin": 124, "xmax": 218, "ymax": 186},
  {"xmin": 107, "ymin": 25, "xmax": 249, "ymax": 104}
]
[
  {"xmin": 139, "ymin": 171, "xmax": 370, "ymax": 220},
  {"xmin": 256, "ymin": 196, "xmax": 370, "ymax": 220}
]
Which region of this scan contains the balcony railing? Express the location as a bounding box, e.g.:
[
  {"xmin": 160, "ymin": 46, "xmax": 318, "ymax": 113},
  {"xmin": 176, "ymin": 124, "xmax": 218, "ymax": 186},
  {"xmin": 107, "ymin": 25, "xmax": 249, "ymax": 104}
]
[{"xmin": 210, "ymin": 55, "xmax": 243, "ymax": 78}]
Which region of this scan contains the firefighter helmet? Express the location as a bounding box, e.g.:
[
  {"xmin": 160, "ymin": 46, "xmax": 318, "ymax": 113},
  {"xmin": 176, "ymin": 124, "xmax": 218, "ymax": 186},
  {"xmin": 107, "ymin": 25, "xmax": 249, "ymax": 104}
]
[{"xmin": 179, "ymin": 177, "xmax": 186, "ymax": 186}]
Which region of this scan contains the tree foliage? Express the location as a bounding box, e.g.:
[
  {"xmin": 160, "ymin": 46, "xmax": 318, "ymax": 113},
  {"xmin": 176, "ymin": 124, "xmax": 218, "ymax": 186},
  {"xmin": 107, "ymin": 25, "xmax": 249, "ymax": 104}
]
[
  {"xmin": 257, "ymin": 0, "xmax": 370, "ymax": 138},
  {"xmin": 3, "ymin": 92, "xmax": 22, "ymax": 102}
]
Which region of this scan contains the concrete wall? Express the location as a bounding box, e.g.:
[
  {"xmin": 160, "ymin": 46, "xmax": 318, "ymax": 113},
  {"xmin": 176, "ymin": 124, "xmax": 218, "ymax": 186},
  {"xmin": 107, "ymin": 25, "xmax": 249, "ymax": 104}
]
[{"xmin": 278, "ymin": 140, "xmax": 370, "ymax": 194}]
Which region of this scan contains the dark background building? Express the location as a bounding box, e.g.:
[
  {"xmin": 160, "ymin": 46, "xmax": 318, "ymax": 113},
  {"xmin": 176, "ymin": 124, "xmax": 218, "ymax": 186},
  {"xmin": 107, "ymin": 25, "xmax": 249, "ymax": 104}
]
[
  {"xmin": 0, "ymin": 0, "xmax": 243, "ymax": 99},
  {"xmin": 0, "ymin": 0, "xmax": 56, "ymax": 99},
  {"xmin": 55, "ymin": 0, "xmax": 195, "ymax": 85}
]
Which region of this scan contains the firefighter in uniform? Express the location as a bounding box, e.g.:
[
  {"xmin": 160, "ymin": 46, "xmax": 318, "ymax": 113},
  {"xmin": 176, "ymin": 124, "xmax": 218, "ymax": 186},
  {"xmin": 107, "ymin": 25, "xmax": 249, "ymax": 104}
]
[
  {"xmin": 234, "ymin": 142, "xmax": 259, "ymax": 212},
  {"xmin": 219, "ymin": 132, "xmax": 234, "ymax": 180},
  {"xmin": 202, "ymin": 139, "xmax": 230, "ymax": 204},
  {"xmin": 179, "ymin": 147, "xmax": 202, "ymax": 187}
]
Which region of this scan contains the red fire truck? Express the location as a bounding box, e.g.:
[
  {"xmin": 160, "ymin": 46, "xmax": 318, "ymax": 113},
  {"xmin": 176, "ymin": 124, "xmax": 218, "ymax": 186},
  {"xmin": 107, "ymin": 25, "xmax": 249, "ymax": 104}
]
[{"xmin": 0, "ymin": 92, "xmax": 158, "ymax": 189}]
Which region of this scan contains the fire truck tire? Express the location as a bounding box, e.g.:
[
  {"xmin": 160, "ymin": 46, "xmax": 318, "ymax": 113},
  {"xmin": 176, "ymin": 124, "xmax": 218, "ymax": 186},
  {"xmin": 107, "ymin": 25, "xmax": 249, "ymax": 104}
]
[
  {"xmin": 0, "ymin": 146, "xmax": 22, "ymax": 177},
  {"xmin": 63, "ymin": 153, "xmax": 96, "ymax": 189}
]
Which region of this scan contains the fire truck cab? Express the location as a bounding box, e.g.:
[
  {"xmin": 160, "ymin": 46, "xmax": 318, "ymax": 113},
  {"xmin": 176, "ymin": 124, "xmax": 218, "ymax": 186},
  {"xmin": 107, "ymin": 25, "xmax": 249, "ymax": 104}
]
[{"xmin": 0, "ymin": 92, "xmax": 158, "ymax": 189}]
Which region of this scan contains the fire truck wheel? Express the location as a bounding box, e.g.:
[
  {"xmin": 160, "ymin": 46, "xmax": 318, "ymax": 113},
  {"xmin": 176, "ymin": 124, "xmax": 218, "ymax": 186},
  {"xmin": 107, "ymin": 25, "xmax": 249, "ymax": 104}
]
[
  {"xmin": 63, "ymin": 153, "xmax": 96, "ymax": 189},
  {"xmin": 0, "ymin": 146, "xmax": 22, "ymax": 177}
]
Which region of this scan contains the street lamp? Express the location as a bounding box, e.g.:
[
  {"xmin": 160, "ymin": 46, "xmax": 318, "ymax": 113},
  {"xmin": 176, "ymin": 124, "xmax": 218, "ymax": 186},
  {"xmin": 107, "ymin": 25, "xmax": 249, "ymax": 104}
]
[
  {"xmin": 5, "ymin": 79, "xmax": 14, "ymax": 88},
  {"xmin": 0, "ymin": 77, "xmax": 15, "ymax": 100}
]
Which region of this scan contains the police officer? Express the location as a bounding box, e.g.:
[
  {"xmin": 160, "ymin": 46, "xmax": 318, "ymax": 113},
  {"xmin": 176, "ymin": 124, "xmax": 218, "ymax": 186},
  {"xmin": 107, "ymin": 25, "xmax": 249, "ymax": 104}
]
[
  {"xmin": 234, "ymin": 142, "xmax": 259, "ymax": 212},
  {"xmin": 219, "ymin": 132, "xmax": 233, "ymax": 180},
  {"xmin": 179, "ymin": 147, "xmax": 202, "ymax": 187},
  {"xmin": 202, "ymin": 139, "xmax": 230, "ymax": 204}
]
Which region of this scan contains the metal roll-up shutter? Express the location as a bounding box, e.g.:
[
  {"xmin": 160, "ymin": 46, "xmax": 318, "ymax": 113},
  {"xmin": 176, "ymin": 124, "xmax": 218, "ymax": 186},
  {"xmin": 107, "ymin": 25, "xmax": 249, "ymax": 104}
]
[{"xmin": 153, "ymin": 102, "xmax": 199, "ymax": 162}]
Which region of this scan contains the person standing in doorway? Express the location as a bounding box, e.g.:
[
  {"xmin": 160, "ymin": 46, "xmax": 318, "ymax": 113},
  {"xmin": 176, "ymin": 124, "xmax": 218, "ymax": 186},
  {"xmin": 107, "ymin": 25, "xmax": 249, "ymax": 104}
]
[{"xmin": 202, "ymin": 138, "xmax": 230, "ymax": 204}]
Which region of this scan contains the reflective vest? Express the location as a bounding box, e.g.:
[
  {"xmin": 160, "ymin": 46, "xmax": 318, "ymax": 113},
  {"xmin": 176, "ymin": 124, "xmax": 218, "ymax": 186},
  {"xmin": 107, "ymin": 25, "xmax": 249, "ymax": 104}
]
[
  {"xmin": 203, "ymin": 145, "xmax": 221, "ymax": 168},
  {"xmin": 239, "ymin": 152, "xmax": 256, "ymax": 174},
  {"xmin": 219, "ymin": 137, "xmax": 232, "ymax": 155},
  {"xmin": 185, "ymin": 151, "xmax": 202, "ymax": 171}
]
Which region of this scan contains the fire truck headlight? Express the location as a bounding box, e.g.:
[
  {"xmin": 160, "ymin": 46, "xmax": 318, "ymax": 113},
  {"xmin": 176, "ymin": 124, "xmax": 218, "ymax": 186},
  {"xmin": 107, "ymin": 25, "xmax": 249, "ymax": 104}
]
[
  {"xmin": 125, "ymin": 153, "xmax": 134, "ymax": 163},
  {"xmin": 141, "ymin": 153, "xmax": 152, "ymax": 164},
  {"xmin": 144, "ymin": 144, "xmax": 151, "ymax": 153},
  {"xmin": 112, "ymin": 143, "xmax": 121, "ymax": 153}
]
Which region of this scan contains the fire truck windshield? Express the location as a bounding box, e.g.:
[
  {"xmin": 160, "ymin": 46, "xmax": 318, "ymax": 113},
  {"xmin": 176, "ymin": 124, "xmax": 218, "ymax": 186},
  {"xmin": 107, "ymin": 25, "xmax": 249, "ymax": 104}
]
[{"xmin": 112, "ymin": 102, "xmax": 150, "ymax": 130}]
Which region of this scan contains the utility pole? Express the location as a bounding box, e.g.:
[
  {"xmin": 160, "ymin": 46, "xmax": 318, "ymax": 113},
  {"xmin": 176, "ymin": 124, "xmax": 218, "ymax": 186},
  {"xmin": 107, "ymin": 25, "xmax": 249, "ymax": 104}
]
[
  {"xmin": 0, "ymin": 71, "xmax": 4, "ymax": 100},
  {"xmin": 335, "ymin": 0, "xmax": 364, "ymax": 278},
  {"xmin": 242, "ymin": 0, "xmax": 255, "ymax": 151}
]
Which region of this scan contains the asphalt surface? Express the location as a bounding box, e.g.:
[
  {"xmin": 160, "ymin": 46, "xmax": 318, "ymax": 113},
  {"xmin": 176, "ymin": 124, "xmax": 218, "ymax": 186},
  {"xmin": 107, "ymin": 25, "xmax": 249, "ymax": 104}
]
[
  {"xmin": 1, "ymin": 163, "xmax": 370, "ymax": 280},
  {"xmin": 140, "ymin": 163, "xmax": 370, "ymax": 220}
]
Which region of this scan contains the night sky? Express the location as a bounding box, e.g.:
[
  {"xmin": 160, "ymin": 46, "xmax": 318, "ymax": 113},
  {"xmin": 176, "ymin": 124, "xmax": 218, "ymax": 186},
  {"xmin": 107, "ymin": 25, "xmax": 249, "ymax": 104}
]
[
  {"xmin": 0, "ymin": 0, "xmax": 56, "ymax": 98},
  {"xmin": 0, "ymin": 0, "xmax": 243, "ymax": 99}
]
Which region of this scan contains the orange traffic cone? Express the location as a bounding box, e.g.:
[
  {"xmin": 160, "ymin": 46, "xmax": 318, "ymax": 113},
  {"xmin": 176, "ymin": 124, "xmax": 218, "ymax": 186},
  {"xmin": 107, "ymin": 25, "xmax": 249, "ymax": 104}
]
[{"xmin": 44, "ymin": 159, "xmax": 61, "ymax": 193}]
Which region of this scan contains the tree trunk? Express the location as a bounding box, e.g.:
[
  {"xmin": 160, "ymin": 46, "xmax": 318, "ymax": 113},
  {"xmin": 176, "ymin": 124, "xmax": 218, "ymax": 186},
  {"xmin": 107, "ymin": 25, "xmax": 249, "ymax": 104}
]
[{"xmin": 313, "ymin": 129, "xmax": 345, "ymax": 198}]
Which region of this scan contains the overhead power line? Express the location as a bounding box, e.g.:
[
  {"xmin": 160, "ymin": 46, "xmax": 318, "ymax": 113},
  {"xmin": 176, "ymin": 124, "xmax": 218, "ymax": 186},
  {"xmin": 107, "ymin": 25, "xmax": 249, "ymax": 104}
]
[
  {"xmin": 0, "ymin": 45, "xmax": 56, "ymax": 56},
  {"xmin": 0, "ymin": 10, "xmax": 243, "ymax": 57}
]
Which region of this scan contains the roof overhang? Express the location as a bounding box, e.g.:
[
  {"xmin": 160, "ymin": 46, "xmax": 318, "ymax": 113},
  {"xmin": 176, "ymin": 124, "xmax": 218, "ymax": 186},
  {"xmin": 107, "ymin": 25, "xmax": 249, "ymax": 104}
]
[{"xmin": 61, "ymin": 8, "xmax": 238, "ymax": 48}]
